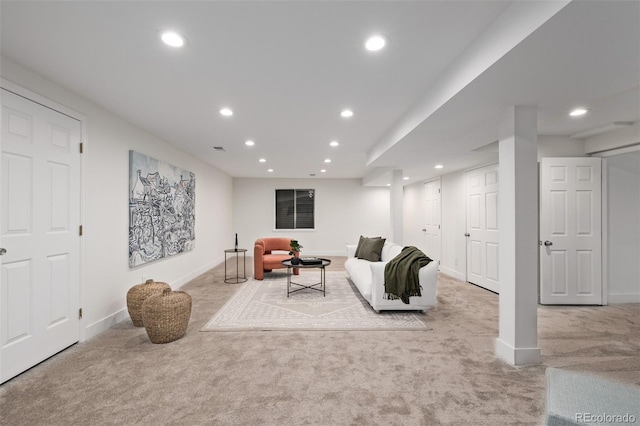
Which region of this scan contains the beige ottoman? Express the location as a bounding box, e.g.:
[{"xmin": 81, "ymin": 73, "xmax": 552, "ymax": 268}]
[
  {"xmin": 141, "ymin": 288, "xmax": 192, "ymax": 344},
  {"xmin": 126, "ymin": 279, "xmax": 171, "ymax": 327}
]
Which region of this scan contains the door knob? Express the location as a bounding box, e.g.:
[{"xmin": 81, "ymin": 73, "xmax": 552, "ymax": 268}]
[
  {"xmin": 544, "ymin": 241, "xmax": 553, "ymax": 246},
  {"xmin": 0, "ymin": 248, "xmax": 6, "ymax": 255},
  {"xmin": 464, "ymin": 233, "xmax": 470, "ymax": 237},
  {"xmin": 422, "ymin": 228, "xmax": 427, "ymax": 232}
]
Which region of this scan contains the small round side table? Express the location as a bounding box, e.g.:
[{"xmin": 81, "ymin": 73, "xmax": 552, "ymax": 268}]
[{"xmin": 224, "ymin": 249, "xmax": 248, "ymax": 283}]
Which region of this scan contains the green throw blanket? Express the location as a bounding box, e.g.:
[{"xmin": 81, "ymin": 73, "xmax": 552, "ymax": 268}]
[{"xmin": 384, "ymin": 246, "xmax": 432, "ymax": 304}]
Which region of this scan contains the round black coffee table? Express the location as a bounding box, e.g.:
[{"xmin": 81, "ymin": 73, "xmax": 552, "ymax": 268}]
[{"xmin": 281, "ymin": 258, "xmax": 331, "ymax": 297}]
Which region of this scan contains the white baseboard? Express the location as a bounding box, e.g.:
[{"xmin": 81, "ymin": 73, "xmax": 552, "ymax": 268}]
[
  {"xmin": 83, "ymin": 308, "xmax": 130, "ymax": 341},
  {"xmin": 608, "ymin": 293, "xmax": 640, "ymax": 304},
  {"xmin": 229, "ymin": 251, "xmax": 347, "ymax": 258},
  {"xmin": 438, "ymin": 265, "xmax": 465, "ymax": 281},
  {"xmin": 171, "ymin": 256, "xmax": 224, "ymax": 290},
  {"xmin": 82, "ymin": 257, "xmax": 225, "ymax": 342},
  {"xmin": 495, "ymin": 338, "xmax": 540, "ymax": 366}
]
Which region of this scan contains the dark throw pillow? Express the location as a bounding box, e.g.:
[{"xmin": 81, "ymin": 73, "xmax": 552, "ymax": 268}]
[
  {"xmin": 354, "ymin": 235, "xmax": 365, "ymax": 258},
  {"xmin": 356, "ymin": 237, "xmax": 386, "ymax": 262},
  {"xmin": 355, "ymin": 235, "xmax": 381, "ymax": 258}
]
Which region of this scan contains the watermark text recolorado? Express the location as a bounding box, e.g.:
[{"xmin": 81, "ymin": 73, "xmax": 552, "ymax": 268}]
[{"xmin": 576, "ymin": 413, "xmax": 636, "ymax": 424}]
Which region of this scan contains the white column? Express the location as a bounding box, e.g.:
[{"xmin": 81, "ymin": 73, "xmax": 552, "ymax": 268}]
[
  {"xmin": 495, "ymin": 105, "xmax": 540, "ymax": 365},
  {"xmin": 390, "ymin": 169, "xmax": 403, "ymax": 244}
]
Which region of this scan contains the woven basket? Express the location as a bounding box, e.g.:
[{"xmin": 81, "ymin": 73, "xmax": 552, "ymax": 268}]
[
  {"xmin": 126, "ymin": 279, "xmax": 171, "ymax": 327},
  {"xmin": 141, "ymin": 288, "xmax": 192, "ymax": 344}
]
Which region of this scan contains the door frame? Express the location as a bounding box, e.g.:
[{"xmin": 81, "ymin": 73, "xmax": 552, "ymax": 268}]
[
  {"xmin": 1, "ymin": 78, "xmax": 87, "ymax": 343},
  {"xmin": 601, "ymin": 158, "xmax": 609, "ymax": 306},
  {"xmin": 539, "ymin": 157, "xmax": 603, "ymax": 305},
  {"xmin": 464, "ymin": 162, "xmax": 499, "ymax": 291},
  {"xmin": 592, "ymin": 144, "xmax": 640, "ymax": 305},
  {"xmin": 423, "ymin": 178, "xmax": 441, "ymax": 265},
  {"xmin": 464, "ymin": 162, "xmax": 499, "ymax": 285}
]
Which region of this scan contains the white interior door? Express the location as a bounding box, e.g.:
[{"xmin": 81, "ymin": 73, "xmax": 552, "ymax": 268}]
[
  {"xmin": 1, "ymin": 88, "xmax": 81, "ymax": 383},
  {"xmin": 465, "ymin": 164, "xmax": 499, "ymax": 293},
  {"xmin": 423, "ymin": 180, "xmax": 441, "ymax": 263},
  {"xmin": 540, "ymin": 157, "xmax": 602, "ymax": 305}
]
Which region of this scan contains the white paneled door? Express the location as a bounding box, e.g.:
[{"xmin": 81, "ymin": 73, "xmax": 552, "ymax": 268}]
[
  {"xmin": 465, "ymin": 164, "xmax": 499, "ymax": 293},
  {"xmin": 423, "ymin": 180, "xmax": 441, "ymax": 263},
  {"xmin": 540, "ymin": 157, "xmax": 602, "ymax": 305},
  {"xmin": 1, "ymin": 89, "xmax": 81, "ymax": 383}
]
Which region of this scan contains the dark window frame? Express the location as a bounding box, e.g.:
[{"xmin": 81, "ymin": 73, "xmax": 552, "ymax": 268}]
[{"xmin": 275, "ymin": 189, "xmax": 315, "ymax": 230}]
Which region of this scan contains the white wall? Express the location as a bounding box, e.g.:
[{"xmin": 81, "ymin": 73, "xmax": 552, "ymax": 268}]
[
  {"xmin": 233, "ymin": 178, "xmax": 389, "ymax": 256},
  {"xmin": 402, "ymin": 137, "xmax": 588, "ymax": 282},
  {"xmin": 402, "ymin": 137, "xmax": 640, "ymax": 305},
  {"xmin": 1, "ymin": 57, "xmax": 233, "ymax": 338},
  {"xmin": 537, "ymin": 135, "xmax": 585, "ymax": 159},
  {"xmin": 584, "ymin": 122, "xmax": 640, "ymax": 154},
  {"xmin": 582, "ymin": 125, "xmax": 640, "ymax": 303},
  {"xmin": 606, "ymin": 153, "xmax": 640, "ymax": 303}
]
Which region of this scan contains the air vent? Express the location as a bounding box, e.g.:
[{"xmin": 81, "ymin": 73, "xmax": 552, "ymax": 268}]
[{"xmin": 212, "ymin": 146, "xmax": 226, "ymax": 152}]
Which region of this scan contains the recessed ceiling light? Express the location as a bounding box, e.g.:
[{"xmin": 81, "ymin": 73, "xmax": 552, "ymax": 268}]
[
  {"xmin": 386, "ymin": 183, "xmax": 391, "ymax": 187},
  {"xmin": 220, "ymin": 108, "xmax": 233, "ymax": 117},
  {"xmin": 259, "ymin": 158, "xmax": 266, "ymax": 163},
  {"xmin": 324, "ymin": 159, "xmax": 331, "ymax": 163},
  {"xmin": 321, "ymin": 169, "xmax": 327, "ymax": 173},
  {"xmin": 365, "ymin": 35, "xmax": 387, "ymax": 51},
  {"xmin": 340, "ymin": 109, "xmax": 353, "ymax": 118},
  {"xmin": 267, "ymin": 169, "xmax": 274, "ymax": 173},
  {"xmin": 160, "ymin": 31, "xmax": 186, "ymax": 48},
  {"xmin": 245, "ymin": 140, "xmax": 255, "ymax": 146},
  {"xmin": 569, "ymin": 108, "xmax": 588, "ymax": 117},
  {"xmin": 329, "ymin": 140, "xmax": 339, "ymax": 147},
  {"xmin": 435, "ymin": 164, "xmax": 444, "ymax": 169},
  {"xmin": 403, "ymin": 177, "xmax": 410, "ymax": 180}
]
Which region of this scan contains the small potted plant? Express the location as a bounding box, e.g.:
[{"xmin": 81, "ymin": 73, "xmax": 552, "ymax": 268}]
[{"xmin": 289, "ymin": 240, "xmax": 302, "ymax": 265}]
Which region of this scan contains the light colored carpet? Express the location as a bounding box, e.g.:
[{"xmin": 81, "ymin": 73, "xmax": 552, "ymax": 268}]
[
  {"xmin": 202, "ymin": 270, "xmax": 428, "ymax": 331},
  {"xmin": 0, "ymin": 256, "xmax": 638, "ymax": 425}
]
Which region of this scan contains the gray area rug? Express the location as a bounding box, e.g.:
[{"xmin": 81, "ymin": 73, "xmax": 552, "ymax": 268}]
[
  {"xmin": 546, "ymin": 367, "xmax": 640, "ymax": 426},
  {"xmin": 202, "ymin": 270, "xmax": 429, "ymax": 331}
]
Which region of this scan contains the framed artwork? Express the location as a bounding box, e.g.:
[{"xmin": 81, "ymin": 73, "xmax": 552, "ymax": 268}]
[{"xmin": 128, "ymin": 150, "xmax": 195, "ymax": 267}]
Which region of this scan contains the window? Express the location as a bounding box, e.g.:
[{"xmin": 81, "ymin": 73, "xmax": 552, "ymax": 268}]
[{"xmin": 275, "ymin": 189, "xmax": 315, "ymax": 229}]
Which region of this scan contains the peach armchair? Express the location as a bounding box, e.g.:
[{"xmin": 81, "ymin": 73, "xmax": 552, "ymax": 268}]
[{"xmin": 254, "ymin": 237, "xmax": 299, "ymax": 280}]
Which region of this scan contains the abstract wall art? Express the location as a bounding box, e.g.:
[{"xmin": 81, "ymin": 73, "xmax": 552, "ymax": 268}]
[{"xmin": 129, "ymin": 150, "xmax": 196, "ymax": 267}]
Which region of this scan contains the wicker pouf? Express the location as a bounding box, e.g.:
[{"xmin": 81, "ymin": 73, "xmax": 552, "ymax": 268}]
[
  {"xmin": 126, "ymin": 279, "xmax": 171, "ymax": 327},
  {"xmin": 141, "ymin": 288, "xmax": 192, "ymax": 344}
]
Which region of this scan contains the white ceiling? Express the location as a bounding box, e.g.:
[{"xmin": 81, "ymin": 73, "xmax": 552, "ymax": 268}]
[{"xmin": 1, "ymin": 1, "xmax": 638, "ymax": 186}]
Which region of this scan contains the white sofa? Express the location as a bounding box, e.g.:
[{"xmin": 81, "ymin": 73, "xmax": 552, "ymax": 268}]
[{"xmin": 345, "ymin": 242, "xmax": 438, "ymax": 313}]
